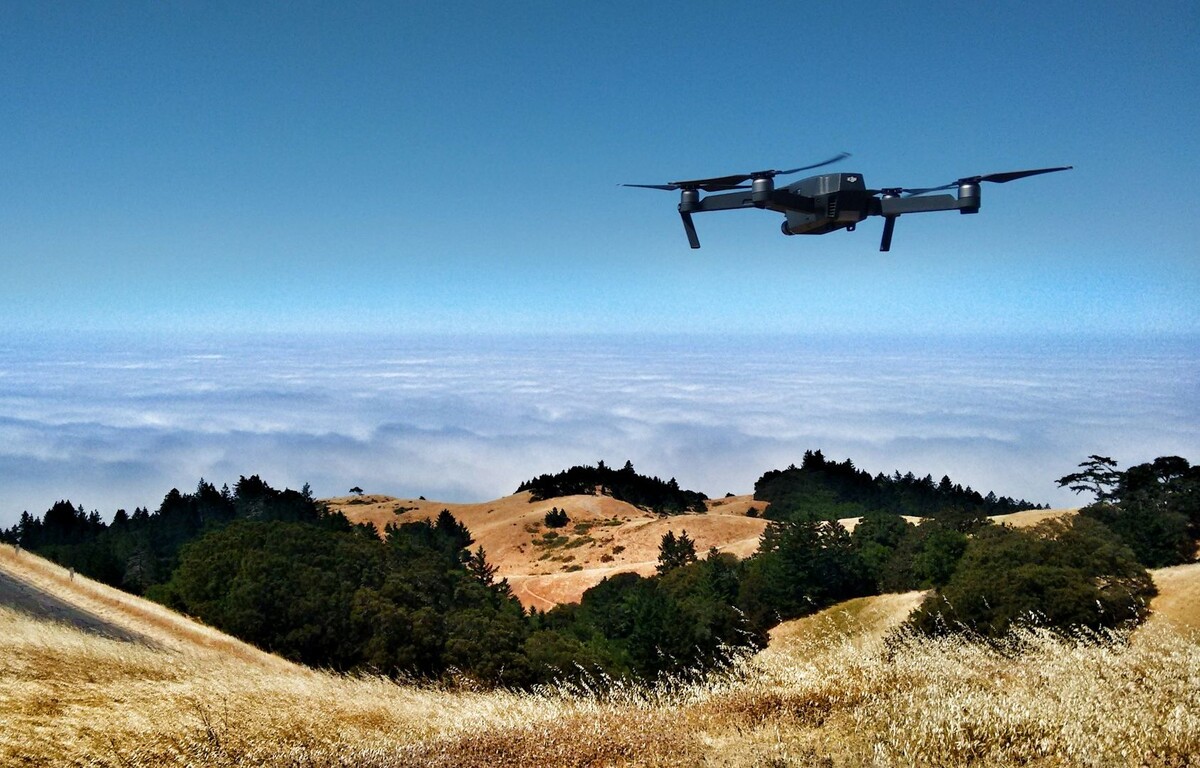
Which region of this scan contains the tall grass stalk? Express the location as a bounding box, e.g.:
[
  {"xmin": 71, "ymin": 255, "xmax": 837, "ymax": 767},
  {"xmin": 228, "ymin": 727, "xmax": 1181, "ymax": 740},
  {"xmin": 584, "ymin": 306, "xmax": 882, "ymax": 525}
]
[{"xmin": 2, "ymin": 588, "xmax": 1197, "ymax": 766}]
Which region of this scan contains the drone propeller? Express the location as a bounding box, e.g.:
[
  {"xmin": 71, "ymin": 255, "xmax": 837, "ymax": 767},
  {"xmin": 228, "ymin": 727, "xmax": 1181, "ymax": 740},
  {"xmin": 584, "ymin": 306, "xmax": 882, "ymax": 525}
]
[
  {"xmin": 622, "ymin": 152, "xmax": 851, "ymax": 193},
  {"xmin": 621, "ymin": 182, "xmax": 745, "ymax": 191},
  {"xmin": 902, "ymin": 165, "xmax": 1073, "ymax": 197},
  {"xmin": 746, "ymin": 151, "xmax": 852, "ymax": 181}
]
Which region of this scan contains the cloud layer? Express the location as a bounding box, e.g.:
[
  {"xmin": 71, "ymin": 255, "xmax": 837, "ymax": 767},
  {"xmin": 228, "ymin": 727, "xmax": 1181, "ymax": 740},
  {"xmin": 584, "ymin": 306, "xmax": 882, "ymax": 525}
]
[{"xmin": 1, "ymin": 332, "xmax": 1196, "ymax": 527}]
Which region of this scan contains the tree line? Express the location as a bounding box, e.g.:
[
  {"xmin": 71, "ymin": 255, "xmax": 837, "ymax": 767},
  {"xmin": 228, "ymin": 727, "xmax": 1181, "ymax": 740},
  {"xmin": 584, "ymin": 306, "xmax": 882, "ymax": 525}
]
[
  {"xmin": 754, "ymin": 449, "xmax": 1044, "ymax": 522},
  {"xmin": 517, "ymin": 460, "xmax": 708, "ymax": 514},
  {"xmin": 3, "ymin": 453, "xmax": 1195, "ymax": 686}
]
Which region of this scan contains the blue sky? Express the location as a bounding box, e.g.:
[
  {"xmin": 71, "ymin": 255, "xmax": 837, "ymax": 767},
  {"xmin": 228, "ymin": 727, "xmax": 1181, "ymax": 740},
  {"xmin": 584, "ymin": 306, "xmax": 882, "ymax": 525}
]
[{"xmin": 2, "ymin": 2, "xmax": 1197, "ymax": 336}]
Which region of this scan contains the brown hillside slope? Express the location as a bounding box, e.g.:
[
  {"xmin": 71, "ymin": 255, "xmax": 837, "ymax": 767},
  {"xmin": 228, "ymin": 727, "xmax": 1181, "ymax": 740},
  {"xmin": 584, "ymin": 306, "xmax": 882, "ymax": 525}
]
[
  {"xmin": 0, "ymin": 545, "xmax": 290, "ymax": 670},
  {"xmin": 2, "ymin": 551, "xmax": 1197, "ymax": 766},
  {"xmin": 330, "ymin": 493, "xmax": 1076, "ymax": 609},
  {"xmin": 1146, "ymin": 561, "xmax": 1200, "ymax": 632},
  {"xmin": 766, "ymin": 590, "xmax": 929, "ymax": 655},
  {"xmin": 764, "ymin": 562, "xmax": 1200, "ymax": 658},
  {"xmin": 327, "ymin": 492, "xmax": 768, "ymax": 610},
  {"xmin": 991, "ymin": 507, "xmax": 1079, "ymax": 528}
]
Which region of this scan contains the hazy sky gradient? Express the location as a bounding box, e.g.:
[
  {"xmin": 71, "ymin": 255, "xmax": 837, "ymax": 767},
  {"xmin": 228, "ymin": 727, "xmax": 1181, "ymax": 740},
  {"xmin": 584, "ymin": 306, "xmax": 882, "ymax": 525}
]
[{"xmin": 2, "ymin": 2, "xmax": 1197, "ymax": 335}]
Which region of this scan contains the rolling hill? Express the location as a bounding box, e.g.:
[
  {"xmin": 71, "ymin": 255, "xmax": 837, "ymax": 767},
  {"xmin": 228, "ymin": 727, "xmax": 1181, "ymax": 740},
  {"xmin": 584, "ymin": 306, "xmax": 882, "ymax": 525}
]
[
  {"xmin": 325, "ymin": 491, "xmax": 769, "ymax": 609},
  {"xmin": 326, "ymin": 492, "xmax": 1076, "ymax": 609}
]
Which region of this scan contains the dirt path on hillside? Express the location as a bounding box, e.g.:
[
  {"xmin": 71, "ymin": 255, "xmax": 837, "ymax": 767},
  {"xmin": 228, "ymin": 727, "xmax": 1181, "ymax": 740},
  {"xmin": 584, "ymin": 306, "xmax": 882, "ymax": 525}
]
[
  {"xmin": 509, "ymin": 577, "xmax": 557, "ymax": 612},
  {"xmin": 0, "ymin": 563, "xmax": 157, "ymax": 645}
]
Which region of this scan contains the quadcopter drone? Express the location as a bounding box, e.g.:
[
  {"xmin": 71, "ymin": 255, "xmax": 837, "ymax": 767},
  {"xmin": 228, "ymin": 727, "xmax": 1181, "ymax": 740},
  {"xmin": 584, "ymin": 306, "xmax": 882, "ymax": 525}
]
[{"xmin": 624, "ymin": 153, "xmax": 1071, "ymax": 251}]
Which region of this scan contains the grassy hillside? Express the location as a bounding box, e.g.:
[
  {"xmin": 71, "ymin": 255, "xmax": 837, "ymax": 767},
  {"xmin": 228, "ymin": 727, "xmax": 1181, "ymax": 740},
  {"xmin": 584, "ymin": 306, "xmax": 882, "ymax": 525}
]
[
  {"xmin": 326, "ymin": 491, "xmax": 768, "ymax": 609},
  {"xmin": 3, "ymin": 546, "xmax": 1197, "ymax": 766},
  {"xmin": 328, "ymin": 492, "xmax": 1077, "ymax": 609}
]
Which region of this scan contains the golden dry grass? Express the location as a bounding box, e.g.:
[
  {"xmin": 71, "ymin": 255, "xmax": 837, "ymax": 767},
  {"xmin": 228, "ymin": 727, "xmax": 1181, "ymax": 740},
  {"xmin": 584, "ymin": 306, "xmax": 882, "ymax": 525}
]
[
  {"xmin": 326, "ymin": 491, "xmax": 768, "ymax": 609},
  {"xmin": 0, "ymin": 545, "xmax": 289, "ymax": 669},
  {"xmin": 1145, "ymin": 562, "xmax": 1200, "ymax": 632},
  {"xmin": 766, "ymin": 590, "xmax": 929, "ymax": 651},
  {"xmin": 3, "ymin": 547, "xmax": 1198, "ymax": 767},
  {"xmin": 834, "ymin": 514, "xmax": 925, "ymax": 534},
  {"xmin": 990, "ymin": 507, "xmax": 1079, "ymax": 528}
]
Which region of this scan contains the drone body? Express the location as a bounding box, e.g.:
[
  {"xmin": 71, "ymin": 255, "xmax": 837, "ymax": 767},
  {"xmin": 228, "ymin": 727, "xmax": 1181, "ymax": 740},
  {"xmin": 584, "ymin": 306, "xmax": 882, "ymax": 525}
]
[{"xmin": 624, "ymin": 155, "xmax": 1071, "ymax": 251}]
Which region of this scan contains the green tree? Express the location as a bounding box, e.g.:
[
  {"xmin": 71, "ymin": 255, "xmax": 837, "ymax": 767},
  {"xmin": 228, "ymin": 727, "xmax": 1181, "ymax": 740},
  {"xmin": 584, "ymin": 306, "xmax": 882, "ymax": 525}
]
[
  {"xmin": 1068, "ymin": 456, "xmax": 1197, "ymax": 568},
  {"xmin": 656, "ymin": 529, "xmax": 698, "ymax": 574},
  {"xmin": 851, "ymin": 511, "xmax": 914, "ymax": 589},
  {"xmin": 738, "ymin": 517, "xmax": 871, "ymax": 635},
  {"xmin": 543, "ymin": 507, "xmax": 569, "ymax": 528},
  {"xmin": 523, "ymin": 627, "xmax": 611, "ymax": 680},
  {"xmin": 1057, "ymin": 455, "xmax": 1120, "ymax": 502},
  {"xmin": 908, "ymin": 516, "xmax": 1156, "ymax": 638}
]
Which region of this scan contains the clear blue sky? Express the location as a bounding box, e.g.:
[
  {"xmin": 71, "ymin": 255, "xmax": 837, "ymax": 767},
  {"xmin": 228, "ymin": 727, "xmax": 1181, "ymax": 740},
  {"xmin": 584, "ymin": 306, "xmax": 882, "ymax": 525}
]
[{"xmin": 2, "ymin": 1, "xmax": 1197, "ymax": 336}]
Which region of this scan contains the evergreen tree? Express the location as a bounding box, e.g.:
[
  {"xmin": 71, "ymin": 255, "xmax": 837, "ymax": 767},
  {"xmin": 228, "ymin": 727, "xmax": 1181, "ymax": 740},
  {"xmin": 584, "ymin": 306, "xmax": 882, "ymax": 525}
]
[
  {"xmin": 543, "ymin": 507, "xmax": 569, "ymax": 528},
  {"xmin": 1057, "ymin": 455, "xmax": 1121, "ymax": 502},
  {"xmin": 656, "ymin": 530, "xmax": 698, "ymax": 574},
  {"xmin": 1065, "ymin": 455, "xmax": 1198, "ymax": 568}
]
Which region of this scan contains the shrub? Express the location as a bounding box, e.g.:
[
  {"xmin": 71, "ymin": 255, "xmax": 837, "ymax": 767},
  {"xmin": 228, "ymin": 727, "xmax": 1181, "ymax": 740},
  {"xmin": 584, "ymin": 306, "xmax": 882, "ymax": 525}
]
[
  {"xmin": 908, "ymin": 516, "xmax": 1156, "ymax": 638},
  {"xmin": 543, "ymin": 508, "xmax": 569, "ymax": 529}
]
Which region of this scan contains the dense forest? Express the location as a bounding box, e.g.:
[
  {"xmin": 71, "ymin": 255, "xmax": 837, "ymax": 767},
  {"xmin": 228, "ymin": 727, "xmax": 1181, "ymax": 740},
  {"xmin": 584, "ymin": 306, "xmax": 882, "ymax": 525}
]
[
  {"xmin": 4, "ymin": 453, "xmax": 1196, "ymax": 686},
  {"xmin": 517, "ymin": 460, "xmax": 708, "ymax": 514}
]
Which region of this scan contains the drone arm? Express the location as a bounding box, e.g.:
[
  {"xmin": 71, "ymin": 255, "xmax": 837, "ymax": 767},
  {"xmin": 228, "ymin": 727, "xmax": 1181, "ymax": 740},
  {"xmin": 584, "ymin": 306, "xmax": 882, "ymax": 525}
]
[
  {"xmin": 879, "ymin": 194, "xmax": 969, "ymax": 215},
  {"xmin": 685, "ymin": 189, "xmax": 818, "ymax": 214},
  {"xmin": 688, "ymin": 190, "xmax": 755, "ymax": 212},
  {"xmin": 873, "ymin": 185, "xmax": 982, "ymax": 251}
]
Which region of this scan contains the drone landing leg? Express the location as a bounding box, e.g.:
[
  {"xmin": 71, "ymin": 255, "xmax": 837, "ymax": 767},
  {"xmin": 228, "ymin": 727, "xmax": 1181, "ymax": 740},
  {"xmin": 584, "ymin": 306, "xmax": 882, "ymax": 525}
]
[
  {"xmin": 680, "ymin": 211, "xmax": 701, "ymax": 249},
  {"xmin": 880, "ymin": 216, "xmax": 897, "ymax": 252}
]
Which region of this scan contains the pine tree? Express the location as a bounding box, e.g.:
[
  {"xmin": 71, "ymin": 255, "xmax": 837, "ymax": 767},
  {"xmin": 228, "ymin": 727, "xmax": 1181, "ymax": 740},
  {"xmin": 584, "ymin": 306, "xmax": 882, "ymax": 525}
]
[{"xmin": 656, "ymin": 530, "xmax": 698, "ymax": 574}]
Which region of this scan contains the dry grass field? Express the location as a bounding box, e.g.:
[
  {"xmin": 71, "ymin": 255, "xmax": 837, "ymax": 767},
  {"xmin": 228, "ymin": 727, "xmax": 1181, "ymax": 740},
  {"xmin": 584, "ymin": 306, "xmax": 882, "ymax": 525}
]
[{"xmin": 2, "ymin": 545, "xmax": 1197, "ymax": 767}]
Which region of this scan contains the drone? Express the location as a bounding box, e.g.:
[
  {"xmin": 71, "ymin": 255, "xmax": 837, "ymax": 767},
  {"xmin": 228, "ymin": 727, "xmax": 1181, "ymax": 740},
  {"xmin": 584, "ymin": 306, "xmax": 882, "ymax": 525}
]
[{"xmin": 623, "ymin": 153, "xmax": 1071, "ymax": 251}]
